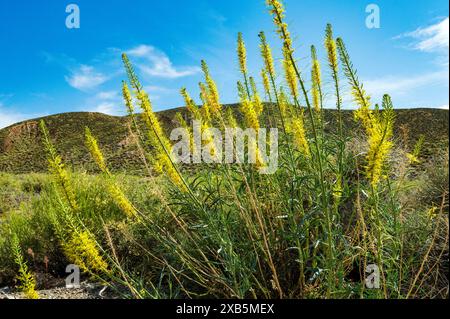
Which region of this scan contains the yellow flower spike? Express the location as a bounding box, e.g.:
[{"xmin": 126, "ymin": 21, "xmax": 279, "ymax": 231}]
[
  {"xmin": 252, "ymin": 140, "xmax": 266, "ymax": 170},
  {"xmin": 122, "ymin": 53, "xmax": 142, "ymax": 91},
  {"xmin": 17, "ymin": 270, "xmax": 39, "ymax": 299},
  {"xmin": 201, "ymin": 60, "xmax": 221, "ymax": 114},
  {"xmin": 278, "ymin": 88, "xmax": 289, "ymax": 120},
  {"xmin": 122, "ymin": 56, "xmax": 187, "ymax": 193},
  {"xmin": 175, "ymin": 112, "xmax": 195, "ymax": 151},
  {"xmin": 135, "ymin": 89, "xmax": 186, "ymax": 191},
  {"xmin": 337, "ymin": 37, "xmax": 394, "ymax": 187},
  {"xmin": 406, "ymin": 153, "xmax": 419, "ymax": 164},
  {"xmin": 153, "ymin": 160, "xmax": 164, "ymax": 174},
  {"xmin": 225, "ymin": 107, "xmax": 238, "ymax": 128},
  {"xmin": 196, "ymin": 83, "xmax": 218, "ymax": 158},
  {"xmin": 63, "ymin": 231, "xmax": 108, "ymax": 274},
  {"xmin": 238, "ymin": 81, "xmax": 260, "ymax": 131},
  {"xmin": 237, "ymin": 32, "xmax": 247, "ymax": 76},
  {"xmin": 325, "ymin": 24, "xmax": 338, "ymax": 78},
  {"xmin": 39, "ymin": 120, "xmax": 78, "ymax": 212},
  {"xmin": 108, "ymin": 183, "xmax": 137, "ymax": 219},
  {"xmin": 249, "ymin": 76, "xmax": 264, "ymax": 116},
  {"xmin": 137, "ymin": 90, "xmax": 166, "ymax": 142},
  {"xmin": 266, "ymin": 0, "xmax": 293, "ymax": 54},
  {"xmin": 241, "ymin": 99, "xmax": 260, "ymax": 131},
  {"xmin": 332, "ymin": 176, "xmax": 343, "ymax": 205},
  {"xmin": 175, "ymin": 112, "xmax": 190, "ymax": 131},
  {"xmin": 122, "ymin": 81, "xmax": 134, "ymax": 115},
  {"xmin": 427, "ymin": 206, "xmax": 438, "ymax": 220},
  {"xmin": 337, "ymin": 38, "xmax": 372, "ymax": 115},
  {"xmin": 259, "ymin": 32, "xmax": 276, "ymax": 79},
  {"xmin": 291, "ymin": 112, "xmax": 310, "ymax": 157},
  {"xmin": 199, "ymin": 82, "xmax": 212, "ymax": 122},
  {"xmin": 311, "ymin": 45, "xmax": 322, "ymax": 113},
  {"xmin": 181, "ymin": 88, "xmax": 201, "ymax": 120},
  {"xmin": 363, "ymin": 95, "xmax": 395, "ymax": 187},
  {"xmin": 407, "ymin": 134, "xmax": 425, "ymax": 164},
  {"xmin": 85, "ymin": 127, "xmax": 109, "ymax": 174},
  {"xmin": 261, "ymin": 68, "xmax": 271, "ymax": 99},
  {"xmin": 282, "ymin": 46, "xmax": 299, "ymax": 100},
  {"xmin": 85, "ymin": 127, "xmax": 138, "ymax": 218},
  {"xmin": 12, "ymin": 236, "xmax": 39, "ymax": 299}
]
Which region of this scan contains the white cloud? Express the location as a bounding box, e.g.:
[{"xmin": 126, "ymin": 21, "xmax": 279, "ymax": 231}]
[
  {"xmin": 326, "ymin": 69, "xmax": 449, "ymax": 109},
  {"xmin": 0, "ymin": 102, "xmax": 40, "ymax": 129},
  {"xmin": 143, "ymin": 85, "xmax": 175, "ymax": 93},
  {"xmin": 65, "ymin": 65, "xmax": 108, "ymax": 91},
  {"xmin": 364, "ymin": 70, "xmax": 449, "ymax": 97},
  {"xmin": 127, "ymin": 45, "xmax": 200, "ymax": 79},
  {"xmin": 95, "ymin": 91, "xmax": 118, "ymax": 100},
  {"xmin": 395, "ymin": 17, "xmax": 449, "ymax": 66},
  {"xmin": 403, "ymin": 17, "xmax": 449, "ymax": 53},
  {"xmin": 0, "ymin": 111, "xmax": 28, "ymax": 129},
  {"xmin": 93, "ymin": 101, "xmax": 117, "ymax": 115},
  {"xmin": 87, "ymin": 90, "xmax": 123, "ymax": 115}
]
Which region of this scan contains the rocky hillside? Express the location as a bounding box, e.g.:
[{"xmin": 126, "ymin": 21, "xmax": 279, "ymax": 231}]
[{"xmin": 0, "ymin": 105, "xmax": 448, "ymax": 174}]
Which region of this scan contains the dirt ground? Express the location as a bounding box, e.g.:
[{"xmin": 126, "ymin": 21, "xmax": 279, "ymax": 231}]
[{"xmin": 0, "ymin": 281, "xmax": 111, "ymax": 299}]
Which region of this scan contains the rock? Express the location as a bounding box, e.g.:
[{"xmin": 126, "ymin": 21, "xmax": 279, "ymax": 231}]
[{"xmin": 0, "ymin": 286, "xmax": 15, "ymax": 299}]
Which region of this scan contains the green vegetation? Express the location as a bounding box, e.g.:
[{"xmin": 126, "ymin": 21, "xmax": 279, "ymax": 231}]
[
  {"xmin": 1, "ymin": 108, "xmax": 448, "ymax": 175},
  {"xmin": 0, "ymin": 0, "xmax": 448, "ymax": 299}
]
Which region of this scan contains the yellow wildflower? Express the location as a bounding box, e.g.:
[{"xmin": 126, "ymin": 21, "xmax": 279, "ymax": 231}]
[
  {"xmin": 122, "ymin": 54, "xmax": 186, "ymax": 192},
  {"xmin": 324, "ymin": 24, "xmax": 338, "ymax": 78},
  {"xmin": 282, "ymin": 46, "xmax": 298, "ymax": 100},
  {"xmin": 311, "ymin": 45, "xmax": 322, "ymax": 113},
  {"xmin": 122, "ymin": 81, "xmax": 134, "ymax": 115},
  {"xmin": 266, "ymin": 0, "xmax": 293, "ymax": 54},
  {"xmin": 427, "ymin": 206, "xmax": 438, "ymax": 220},
  {"xmin": 63, "ymin": 231, "xmax": 108, "ymax": 274},
  {"xmin": 12, "ymin": 236, "xmax": 39, "ymax": 299},
  {"xmin": 181, "ymin": 88, "xmax": 201, "ymax": 120},
  {"xmin": 39, "ymin": 120, "xmax": 78, "ymax": 211},
  {"xmin": 199, "ymin": 82, "xmax": 212, "ymax": 122},
  {"xmin": 278, "ymin": 88, "xmax": 290, "ymax": 131},
  {"xmin": 237, "ymin": 32, "xmax": 247, "ymax": 76},
  {"xmin": 85, "ymin": 127, "xmax": 108, "ymax": 174},
  {"xmin": 241, "ymin": 99, "xmax": 260, "ymax": 131},
  {"xmin": 291, "ymin": 112, "xmax": 310, "ymax": 157},
  {"xmin": 259, "ymin": 32, "xmax": 276, "ymax": 79},
  {"xmin": 201, "ymin": 60, "xmax": 221, "ymax": 114},
  {"xmin": 225, "ymin": 107, "xmax": 238, "ymax": 128},
  {"xmin": 337, "ymin": 38, "xmax": 395, "ymax": 187},
  {"xmin": 122, "ymin": 54, "xmax": 142, "ymax": 91},
  {"xmin": 238, "ymin": 81, "xmax": 260, "ymax": 131},
  {"xmin": 357, "ymin": 96, "xmax": 395, "ymax": 187},
  {"xmin": 337, "ymin": 38, "xmax": 371, "ymax": 115},
  {"xmin": 250, "ymin": 76, "xmax": 264, "ymax": 116},
  {"xmin": 261, "ymin": 68, "xmax": 271, "ymax": 99},
  {"xmin": 406, "ymin": 135, "xmax": 425, "ymax": 164},
  {"xmin": 175, "ymin": 112, "xmax": 195, "ymax": 152},
  {"xmin": 136, "ymin": 90, "xmax": 186, "ymax": 191},
  {"xmin": 108, "ymin": 183, "xmax": 137, "ymax": 219}
]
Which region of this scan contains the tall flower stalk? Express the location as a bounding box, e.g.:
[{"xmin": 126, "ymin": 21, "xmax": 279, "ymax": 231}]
[{"xmin": 266, "ymin": 0, "xmax": 336, "ymax": 296}]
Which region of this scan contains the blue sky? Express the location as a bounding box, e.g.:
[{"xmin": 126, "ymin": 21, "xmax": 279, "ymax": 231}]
[{"xmin": 0, "ymin": 0, "xmax": 448, "ymax": 128}]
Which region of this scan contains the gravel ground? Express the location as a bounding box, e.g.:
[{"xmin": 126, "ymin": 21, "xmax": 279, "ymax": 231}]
[{"xmin": 0, "ymin": 282, "xmax": 111, "ymax": 299}]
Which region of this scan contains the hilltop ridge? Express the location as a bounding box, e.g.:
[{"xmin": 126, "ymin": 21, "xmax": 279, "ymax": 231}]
[{"xmin": 1, "ymin": 105, "xmax": 448, "ymax": 174}]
